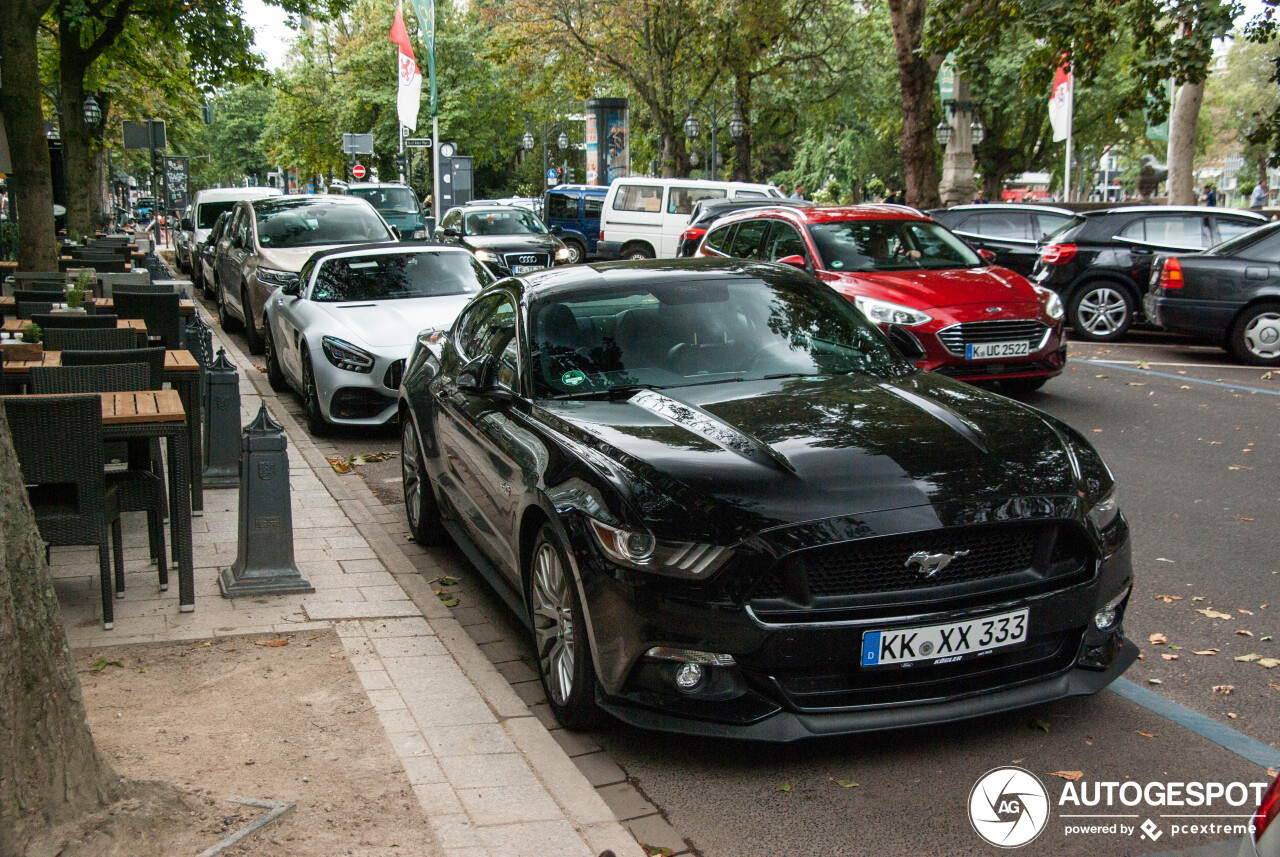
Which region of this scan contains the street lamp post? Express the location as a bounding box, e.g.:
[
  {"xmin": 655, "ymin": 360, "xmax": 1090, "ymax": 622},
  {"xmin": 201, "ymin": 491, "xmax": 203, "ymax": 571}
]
[
  {"xmin": 683, "ymin": 98, "xmax": 745, "ymax": 180},
  {"xmin": 524, "ymin": 119, "xmax": 574, "ymax": 196}
]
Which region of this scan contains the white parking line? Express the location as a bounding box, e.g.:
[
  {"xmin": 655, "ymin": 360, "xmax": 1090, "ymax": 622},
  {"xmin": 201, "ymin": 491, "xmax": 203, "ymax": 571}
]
[{"xmin": 1079, "ymin": 360, "xmax": 1259, "ymax": 370}]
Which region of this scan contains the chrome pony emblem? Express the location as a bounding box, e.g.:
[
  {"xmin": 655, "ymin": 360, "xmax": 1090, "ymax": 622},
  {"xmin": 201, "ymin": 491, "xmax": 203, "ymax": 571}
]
[{"xmin": 905, "ymin": 549, "xmax": 970, "ymax": 578}]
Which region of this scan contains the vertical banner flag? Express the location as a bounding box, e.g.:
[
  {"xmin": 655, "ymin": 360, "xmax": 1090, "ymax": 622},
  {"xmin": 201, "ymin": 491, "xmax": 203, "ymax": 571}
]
[
  {"xmin": 1049, "ymin": 63, "xmax": 1072, "ymax": 142},
  {"xmin": 389, "ymin": 2, "xmax": 422, "ymax": 132},
  {"xmin": 408, "ymin": 0, "xmax": 437, "ymax": 117}
]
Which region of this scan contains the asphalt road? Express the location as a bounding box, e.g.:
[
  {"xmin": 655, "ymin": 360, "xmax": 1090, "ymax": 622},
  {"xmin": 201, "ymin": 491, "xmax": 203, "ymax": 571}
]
[{"xmin": 209, "ymin": 301, "xmax": 1277, "ymax": 856}]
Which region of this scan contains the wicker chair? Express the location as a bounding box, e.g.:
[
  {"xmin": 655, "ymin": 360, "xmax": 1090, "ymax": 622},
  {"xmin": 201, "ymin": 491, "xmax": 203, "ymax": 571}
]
[
  {"xmin": 42, "ymin": 327, "xmax": 138, "ymax": 352},
  {"xmin": 15, "ymin": 301, "xmax": 54, "ymax": 320},
  {"xmin": 3, "ymin": 395, "xmax": 125, "ymax": 628},
  {"xmin": 112, "ymin": 291, "xmax": 181, "ymax": 349},
  {"xmin": 30, "ymin": 313, "xmax": 119, "ymax": 330},
  {"xmin": 28, "ymin": 363, "xmax": 169, "ymax": 593},
  {"xmin": 13, "ymin": 286, "xmax": 66, "ymax": 299}
]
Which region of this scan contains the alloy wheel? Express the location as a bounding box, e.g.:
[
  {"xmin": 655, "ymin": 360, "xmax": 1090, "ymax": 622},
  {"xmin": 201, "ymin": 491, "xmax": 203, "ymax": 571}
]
[
  {"xmin": 1075, "ymin": 287, "xmax": 1129, "ymax": 337},
  {"xmin": 1242, "ymin": 311, "xmax": 1280, "ymax": 361},
  {"xmin": 530, "ymin": 542, "xmax": 575, "ymax": 706},
  {"xmin": 401, "ymin": 418, "xmax": 422, "ymax": 529}
]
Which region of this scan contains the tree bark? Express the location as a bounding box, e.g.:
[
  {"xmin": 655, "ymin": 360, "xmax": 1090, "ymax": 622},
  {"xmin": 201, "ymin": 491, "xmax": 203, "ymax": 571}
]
[
  {"xmin": 0, "ymin": 0, "xmax": 59, "ymax": 271},
  {"xmin": 888, "ymin": 0, "xmax": 942, "ymax": 210},
  {"xmin": 732, "ymin": 76, "xmax": 752, "ymax": 182},
  {"xmin": 1166, "ymin": 81, "xmax": 1204, "ymax": 206},
  {"xmin": 58, "ymin": 63, "xmax": 95, "ymax": 240},
  {"xmin": 0, "ymin": 405, "xmax": 117, "ymax": 855}
]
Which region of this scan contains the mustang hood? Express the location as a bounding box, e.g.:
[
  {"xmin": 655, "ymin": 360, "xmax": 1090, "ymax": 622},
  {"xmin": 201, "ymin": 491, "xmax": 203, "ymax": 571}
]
[
  {"xmin": 538, "ymin": 373, "xmax": 1083, "ymax": 542},
  {"xmin": 315, "ymin": 295, "xmax": 473, "ymax": 349},
  {"xmin": 824, "ymin": 266, "xmax": 1039, "ymax": 310}
]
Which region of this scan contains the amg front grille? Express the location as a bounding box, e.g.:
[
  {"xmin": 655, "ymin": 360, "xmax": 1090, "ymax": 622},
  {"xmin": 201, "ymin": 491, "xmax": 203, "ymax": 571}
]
[
  {"xmin": 937, "ymin": 320, "xmax": 1050, "ymax": 356},
  {"xmin": 503, "ymin": 252, "xmax": 550, "ymax": 270}
]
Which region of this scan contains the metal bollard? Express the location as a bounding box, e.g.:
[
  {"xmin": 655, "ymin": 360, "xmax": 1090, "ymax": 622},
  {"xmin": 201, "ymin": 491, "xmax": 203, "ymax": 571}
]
[
  {"xmin": 203, "ymin": 348, "xmax": 240, "ymax": 488},
  {"xmin": 185, "ymin": 311, "xmax": 213, "ymax": 369},
  {"xmin": 219, "ymin": 403, "xmax": 313, "ymax": 597}
]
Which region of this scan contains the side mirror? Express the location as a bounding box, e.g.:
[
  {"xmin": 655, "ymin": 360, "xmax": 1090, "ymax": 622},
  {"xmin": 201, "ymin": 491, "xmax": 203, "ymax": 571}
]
[
  {"xmin": 978, "ymin": 248, "xmax": 997, "ymax": 264},
  {"xmin": 455, "ymin": 354, "xmax": 494, "ymax": 393},
  {"xmin": 550, "ymin": 225, "xmax": 563, "ymax": 235},
  {"xmin": 886, "ymin": 324, "xmax": 927, "ymax": 362},
  {"xmin": 281, "ymin": 279, "xmax": 301, "ymax": 297},
  {"xmin": 442, "ymin": 227, "xmax": 461, "ymax": 238},
  {"xmin": 180, "ymin": 218, "xmax": 193, "ymax": 231},
  {"xmin": 776, "ymin": 254, "xmax": 808, "ymax": 271},
  {"xmin": 390, "ymin": 225, "xmax": 402, "ymax": 241}
]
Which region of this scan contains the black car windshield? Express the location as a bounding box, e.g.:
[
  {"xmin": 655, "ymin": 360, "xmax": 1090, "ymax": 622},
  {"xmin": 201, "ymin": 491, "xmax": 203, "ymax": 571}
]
[
  {"xmin": 196, "ymin": 200, "xmax": 238, "ymax": 229},
  {"xmin": 808, "ymin": 220, "xmax": 982, "ymax": 272},
  {"xmin": 349, "ymin": 187, "xmax": 420, "ymax": 215},
  {"xmin": 464, "ymin": 209, "xmax": 547, "ymax": 236},
  {"xmin": 256, "ymin": 202, "xmax": 391, "ymax": 248},
  {"xmin": 311, "ymin": 251, "xmax": 491, "ymax": 302},
  {"xmin": 529, "ymin": 273, "xmax": 903, "ymax": 398}
]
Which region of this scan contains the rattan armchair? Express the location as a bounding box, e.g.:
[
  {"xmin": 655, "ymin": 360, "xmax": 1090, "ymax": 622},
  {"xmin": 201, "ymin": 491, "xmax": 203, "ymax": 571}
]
[
  {"xmin": 30, "ymin": 313, "xmax": 119, "ymax": 330},
  {"xmin": 42, "ymin": 327, "xmax": 138, "ymax": 352},
  {"xmin": 112, "ymin": 291, "xmax": 181, "ymax": 349}
]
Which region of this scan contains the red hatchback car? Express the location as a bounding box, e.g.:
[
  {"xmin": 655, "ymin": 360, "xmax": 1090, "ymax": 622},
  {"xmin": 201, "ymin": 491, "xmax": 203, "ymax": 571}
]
[{"xmin": 696, "ymin": 205, "xmax": 1067, "ymax": 393}]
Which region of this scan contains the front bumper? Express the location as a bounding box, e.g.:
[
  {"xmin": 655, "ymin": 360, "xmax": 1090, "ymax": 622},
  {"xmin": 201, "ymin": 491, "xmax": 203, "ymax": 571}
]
[
  {"xmin": 902, "ymin": 321, "xmax": 1068, "ymax": 384},
  {"xmin": 315, "ymin": 350, "xmax": 406, "ymax": 425}
]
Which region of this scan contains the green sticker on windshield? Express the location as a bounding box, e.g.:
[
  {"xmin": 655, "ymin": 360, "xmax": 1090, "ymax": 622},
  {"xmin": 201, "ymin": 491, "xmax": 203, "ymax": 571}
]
[{"xmin": 561, "ymin": 369, "xmax": 587, "ymax": 387}]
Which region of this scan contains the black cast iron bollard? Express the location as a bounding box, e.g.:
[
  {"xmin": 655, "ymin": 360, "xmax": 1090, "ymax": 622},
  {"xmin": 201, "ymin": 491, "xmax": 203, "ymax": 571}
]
[
  {"xmin": 219, "ymin": 403, "xmax": 314, "ymax": 597},
  {"xmin": 203, "ymin": 347, "xmax": 240, "ymax": 488}
]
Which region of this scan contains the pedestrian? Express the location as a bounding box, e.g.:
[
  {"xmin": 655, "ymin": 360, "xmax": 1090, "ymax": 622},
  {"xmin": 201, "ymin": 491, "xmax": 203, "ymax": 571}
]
[
  {"xmin": 777, "ymin": 183, "xmax": 789, "ymax": 198},
  {"xmin": 1203, "ymin": 184, "xmax": 1217, "ymax": 207},
  {"xmin": 1250, "ymin": 182, "xmax": 1268, "ymax": 211},
  {"xmin": 790, "ymin": 184, "xmax": 805, "ymax": 201}
]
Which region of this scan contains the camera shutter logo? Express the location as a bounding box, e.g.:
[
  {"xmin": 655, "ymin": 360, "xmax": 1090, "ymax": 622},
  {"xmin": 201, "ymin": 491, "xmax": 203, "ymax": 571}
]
[{"xmin": 969, "ymin": 766, "xmax": 1050, "ymax": 848}]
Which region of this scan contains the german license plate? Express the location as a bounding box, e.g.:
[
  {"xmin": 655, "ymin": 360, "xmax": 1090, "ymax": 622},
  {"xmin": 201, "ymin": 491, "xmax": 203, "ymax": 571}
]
[
  {"xmin": 512, "ymin": 264, "xmax": 541, "ymax": 275},
  {"xmin": 861, "ymin": 608, "xmax": 1029, "ymax": 667},
  {"xmin": 967, "ymin": 340, "xmax": 1031, "ymax": 359}
]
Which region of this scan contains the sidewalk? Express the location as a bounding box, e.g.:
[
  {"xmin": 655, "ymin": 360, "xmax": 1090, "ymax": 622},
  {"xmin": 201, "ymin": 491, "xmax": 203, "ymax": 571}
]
[{"xmin": 49, "ymin": 298, "xmax": 644, "ymax": 857}]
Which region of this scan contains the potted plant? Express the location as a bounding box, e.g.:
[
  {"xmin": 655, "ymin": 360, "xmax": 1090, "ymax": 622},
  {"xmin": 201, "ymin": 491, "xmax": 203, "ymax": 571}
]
[
  {"xmin": 63, "ymin": 271, "xmax": 90, "ymax": 311},
  {"xmin": 2, "ymin": 323, "xmax": 43, "ymax": 361},
  {"xmin": 21, "ymin": 322, "xmax": 41, "ymax": 344}
]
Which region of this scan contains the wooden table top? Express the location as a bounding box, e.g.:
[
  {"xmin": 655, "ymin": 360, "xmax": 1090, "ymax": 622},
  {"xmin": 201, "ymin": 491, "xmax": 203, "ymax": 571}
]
[
  {"xmin": 0, "ymin": 296, "xmax": 194, "ymax": 312},
  {"xmin": 1, "ymin": 390, "xmax": 185, "ymax": 424},
  {"xmin": 1, "ymin": 349, "xmax": 196, "ymax": 373},
  {"xmin": 2, "ymin": 318, "xmax": 146, "ymax": 334}
]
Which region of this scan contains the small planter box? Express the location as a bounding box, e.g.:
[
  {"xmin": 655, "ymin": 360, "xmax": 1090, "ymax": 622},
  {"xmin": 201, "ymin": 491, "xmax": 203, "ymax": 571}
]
[
  {"xmin": 1, "ymin": 342, "xmax": 44, "ymax": 362},
  {"xmin": 51, "ymin": 306, "xmax": 88, "ymax": 314}
]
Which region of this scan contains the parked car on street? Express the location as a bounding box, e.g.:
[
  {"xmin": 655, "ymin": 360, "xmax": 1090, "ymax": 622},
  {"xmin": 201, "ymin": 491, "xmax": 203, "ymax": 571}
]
[
  {"xmin": 345, "ymin": 182, "xmax": 431, "ymax": 240},
  {"xmin": 195, "ymin": 210, "xmax": 231, "ymax": 297},
  {"xmin": 214, "ymin": 194, "xmax": 396, "ymax": 355},
  {"xmin": 397, "ymin": 258, "xmax": 1135, "ymax": 739},
  {"xmin": 434, "ymin": 204, "xmax": 569, "ymax": 275},
  {"xmin": 174, "ymin": 205, "xmax": 194, "ymax": 272},
  {"xmin": 1145, "ymin": 220, "xmax": 1280, "ymax": 365},
  {"xmin": 180, "ymin": 186, "xmax": 282, "ymax": 277},
  {"xmin": 1032, "ymin": 205, "xmax": 1267, "ymax": 341},
  {"xmin": 264, "ymin": 243, "xmax": 491, "ymax": 434},
  {"xmin": 677, "ymin": 197, "xmax": 813, "ymax": 257},
  {"xmin": 928, "ymin": 203, "xmax": 1075, "ymax": 277},
  {"xmin": 542, "ymin": 185, "xmax": 608, "ymax": 263},
  {"xmin": 698, "ymin": 205, "xmax": 1067, "ymax": 394}
]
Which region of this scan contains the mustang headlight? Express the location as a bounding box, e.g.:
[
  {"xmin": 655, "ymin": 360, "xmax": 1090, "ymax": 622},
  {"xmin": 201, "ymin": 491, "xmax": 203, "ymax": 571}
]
[
  {"xmin": 587, "ymin": 517, "xmax": 730, "ymax": 579},
  {"xmin": 854, "ymin": 296, "xmax": 932, "ymax": 326},
  {"xmin": 473, "ymin": 249, "xmax": 499, "ymax": 263},
  {"xmin": 1088, "ymin": 486, "xmax": 1120, "ymax": 531},
  {"xmin": 256, "ymin": 267, "xmax": 300, "ymax": 289},
  {"xmin": 1035, "ymin": 286, "xmax": 1065, "ymax": 320},
  {"xmin": 321, "ymin": 335, "xmax": 375, "ymax": 374}
]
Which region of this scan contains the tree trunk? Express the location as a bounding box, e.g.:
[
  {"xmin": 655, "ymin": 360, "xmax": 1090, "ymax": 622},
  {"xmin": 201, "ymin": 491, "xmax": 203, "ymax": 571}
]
[
  {"xmin": 1166, "ymin": 81, "xmax": 1204, "ymax": 206},
  {"xmin": 59, "ymin": 66, "xmax": 95, "ymax": 240},
  {"xmin": 0, "ymin": 0, "xmax": 58, "ymax": 271},
  {"xmin": 983, "ymin": 170, "xmax": 1006, "ymax": 202},
  {"xmin": 0, "ymin": 405, "xmax": 118, "ymax": 856},
  {"xmin": 888, "ymin": 0, "xmax": 942, "ymax": 210},
  {"xmin": 732, "ymin": 76, "xmax": 752, "ymax": 182}
]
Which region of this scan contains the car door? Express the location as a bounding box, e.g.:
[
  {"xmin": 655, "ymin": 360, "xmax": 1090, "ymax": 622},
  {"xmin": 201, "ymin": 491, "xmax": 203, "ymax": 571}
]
[
  {"xmin": 1116, "ymin": 214, "xmax": 1210, "ymax": 289},
  {"xmin": 970, "ymin": 210, "xmax": 1038, "ymax": 275},
  {"xmin": 725, "ymin": 217, "xmax": 771, "ymax": 260},
  {"xmin": 433, "ymin": 292, "xmax": 526, "ymax": 576},
  {"xmin": 761, "ymin": 219, "xmax": 811, "ymax": 266},
  {"xmin": 218, "ymin": 205, "xmax": 249, "ymax": 311},
  {"xmin": 274, "ymin": 259, "xmax": 314, "ymax": 386}
]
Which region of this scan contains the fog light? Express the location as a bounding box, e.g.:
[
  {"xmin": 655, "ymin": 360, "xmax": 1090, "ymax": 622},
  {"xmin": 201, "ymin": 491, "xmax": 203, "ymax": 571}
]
[
  {"xmin": 1095, "ymin": 586, "xmax": 1130, "ymax": 631},
  {"xmin": 674, "ymin": 662, "xmax": 705, "ymax": 692}
]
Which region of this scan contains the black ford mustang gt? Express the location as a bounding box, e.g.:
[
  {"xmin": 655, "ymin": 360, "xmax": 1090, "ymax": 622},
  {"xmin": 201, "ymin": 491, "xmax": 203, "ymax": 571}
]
[{"xmin": 397, "ymin": 258, "xmax": 1136, "ymax": 741}]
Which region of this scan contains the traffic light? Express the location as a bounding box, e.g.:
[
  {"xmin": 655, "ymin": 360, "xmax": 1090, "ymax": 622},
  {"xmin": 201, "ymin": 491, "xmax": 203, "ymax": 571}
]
[
  {"xmin": 394, "ymin": 153, "xmax": 408, "ymax": 173},
  {"xmin": 556, "ymin": 167, "xmax": 564, "ymax": 184}
]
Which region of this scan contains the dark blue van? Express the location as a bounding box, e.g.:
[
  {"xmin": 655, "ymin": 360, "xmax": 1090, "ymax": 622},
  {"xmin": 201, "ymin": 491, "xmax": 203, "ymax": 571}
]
[{"xmin": 543, "ymin": 185, "xmax": 607, "ymax": 263}]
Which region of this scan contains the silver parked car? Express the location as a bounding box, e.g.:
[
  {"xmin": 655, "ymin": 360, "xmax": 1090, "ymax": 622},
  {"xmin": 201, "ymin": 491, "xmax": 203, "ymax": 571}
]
[{"xmin": 262, "ymin": 243, "xmax": 493, "ymax": 434}]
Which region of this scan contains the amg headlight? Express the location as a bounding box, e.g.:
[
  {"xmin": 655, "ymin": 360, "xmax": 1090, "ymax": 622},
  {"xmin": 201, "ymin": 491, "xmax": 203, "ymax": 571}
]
[
  {"xmin": 474, "ymin": 249, "xmax": 499, "ymax": 263},
  {"xmin": 1035, "ymin": 286, "xmax": 1065, "ymax": 320},
  {"xmin": 256, "ymin": 267, "xmax": 300, "ymax": 289},
  {"xmin": 1088, "ymin": 486, "xmax": 1120, "ymax": 531},
  {"xmin": 587, "ymin": 517, "xmax": 730, "ymax": 579},
  {"xmin": 321, "ymin": 335, "xmax": 375, "ymax": 374},
  {"xmin": 854, "ymin": 296, "xmax": 932, "ymax": 326}
]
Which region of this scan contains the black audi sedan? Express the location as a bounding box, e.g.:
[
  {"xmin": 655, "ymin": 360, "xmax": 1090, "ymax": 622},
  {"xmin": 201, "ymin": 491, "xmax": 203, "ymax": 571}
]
[
  {"xmin": 397, "ymin": 259, "xmax": 1136, "ymax": 740},
  {"xmin": 1145, "ymin": 220, "xmax": 1280, "ymax": 366},
  {"xmin": 1031, "ymin": 206, "xmax": 1266, "ymax": 341},
  {"xmin": 435, "ymin": 204, "xmax": 570, "ymax": 276}
]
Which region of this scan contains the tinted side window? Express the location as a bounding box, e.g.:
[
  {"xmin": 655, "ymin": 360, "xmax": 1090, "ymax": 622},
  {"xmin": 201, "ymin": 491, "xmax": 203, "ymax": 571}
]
[
  {"xmin": 669, "ymin": 187, "xmax": 727, "ymax": 214},
  {"xmin": 1035, "ymin": 213, "xmax": 1073, "ymax": 238},
  {"xmin": 975, "ymin": 211, "xmax": 1031, "ymax": 240},
  {"xmin": 763, "ymin": 222, "xmax": 807, "ymax": 261},
  {"xmin": 1126, "ymin": 215, "xmax": 1210, "ymax": 248},
  {"xmin": 951, "ymin": 214, "xmax": 980, "ymax": 233},
  {"xmin": 583, "ymin": 197, "xmax": 603, "ymax": 219},
  {"xmin": 1216, "ymin": 217, "xmax": 1259, "ymax": 244},
  {"xmin": 546, "ymin": 193, "xmax": 578, "ymax": 221},
  {"xmin": 614, "ymin": 184, "xmax": 663, "ymax": 212},
  {"xmin": 705, "ymin": 224, "xmax": 736, "ymax": 254},
  {"xmin": 1236, "ymin": 230, "xmax": 1280, "ymax": 262},
  {"xmin": 455, "ymin": 293, "xmax": 518, "ymax": 386},
  {"xmin": 728, "ymin": 219, "xmax": 770, "ymax": 258}
]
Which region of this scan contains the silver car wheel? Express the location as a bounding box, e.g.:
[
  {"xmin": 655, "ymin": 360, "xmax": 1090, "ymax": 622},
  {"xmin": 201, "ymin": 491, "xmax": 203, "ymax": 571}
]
[
  {"xmin": 531, "ymin": 542, "xmax": 575, "ymax": 706},
  {"xmin": 1077, "ymin": 287, "xmax": 1129, "ymax": 336},
  {"xmin": 1243, "ymin": 311, "xmax": 1280, "ymax": 360}
]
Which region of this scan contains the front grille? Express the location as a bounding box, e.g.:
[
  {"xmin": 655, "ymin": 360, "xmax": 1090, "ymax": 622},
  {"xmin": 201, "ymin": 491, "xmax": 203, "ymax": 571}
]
[
  {"xmin": 937, "ymin": 320, "xmax": 1050, "ymax": 356},
  {"xmin": 384, "ymin": 359, "xmax": 405, "ymax": 390},
  {"xmin": 503, "ymin": 252, "xmax": 550, "ymax": 270},
  {"xmin": 330, "ymin": 387, "xmax": 395, "ymax": 419}
]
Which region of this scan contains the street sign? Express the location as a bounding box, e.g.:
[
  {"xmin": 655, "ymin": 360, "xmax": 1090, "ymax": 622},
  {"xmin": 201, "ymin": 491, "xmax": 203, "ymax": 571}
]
[
  {"xmin": 352, "ymin": 164, "xmax": 367, "ymax": 180},
  {"xmin": 405, "ymin": 137, "xmax": 432, "ymax": 148},
  {"xmin": 122, "ymin": 119, "xmax": 166, "ymax": 151},
  {"xmin": 342, "ymin": 133, "xmax": 374, "ymax": 155}
]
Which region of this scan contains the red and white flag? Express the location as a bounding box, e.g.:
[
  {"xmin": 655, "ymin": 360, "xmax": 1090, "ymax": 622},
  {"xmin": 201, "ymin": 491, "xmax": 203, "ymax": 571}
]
[
  {"xmin": 389, "ymin": 2, "xmax": 422, "ymax": 132},
  {"xmin": 1049, "ymin": 63, "xmax": 1073, "ymax": 142}
]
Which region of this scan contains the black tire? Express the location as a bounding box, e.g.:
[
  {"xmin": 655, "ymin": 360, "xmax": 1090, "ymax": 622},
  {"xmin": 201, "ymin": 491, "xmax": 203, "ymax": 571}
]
[
  {"xmin": 563, "ymin": 239, "xmax": 586, "ymax": 265},
  {"xmin": 217, "ymin": 280, "xmax": 242, "ymax": 333},
  {"xmin": 527, "ymin": 522, "xmax": 598, "ymax": 729},
  {"xmin": 401, "ymin": 415, "xmax": 447, "ymax": 546},
  {"xmin": 242, "ymin": 287, "xmax": 265, "ymax": 355},
  {"xmin": 620, "ymin": 243, "xmax": 654, "ymax": 261},
  {"xmin": 263, "ymin": 321, "xmax": 290, "ymax": 393},
  {"xmin": 1068, "ymin": 283, "xmax": 1134, "ymax": 342},
  {"xmin": 1228, "ymin": 302, "xmax": 1280, "ymax": 366},
  {"xmin": 300, "ymin": 349, "xmax": 331, "ymax": 437},
  {"xmin": 1001, "ymin": 377, "xmax": 1048, "ymax": 396}
]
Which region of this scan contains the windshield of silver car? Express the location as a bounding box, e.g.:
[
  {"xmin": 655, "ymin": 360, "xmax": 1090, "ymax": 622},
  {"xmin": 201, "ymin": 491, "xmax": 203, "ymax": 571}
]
[
  {"xmin": 529, "ymin": 274, "xmax": 902, "ymax": 398},
  {"xmin": 311, "ymin": 252, "xmax": 492, "ymax": 302},
  {"xmin": 256, "ymin": 202, "xmax": 391, "ymax": 248}
]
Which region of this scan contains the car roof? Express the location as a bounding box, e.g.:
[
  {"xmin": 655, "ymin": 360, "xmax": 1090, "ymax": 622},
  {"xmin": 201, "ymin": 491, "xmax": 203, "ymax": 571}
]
[
  {"xmin": 196, "ymin": 187, "xmax": 282, "ymax": 202},
  {"xmin": 712, "ymin": 204, "xmax": 931, "ymax": 228},
  {"xmin": 452, "ymin": 204, "xmax": 536, "ymax": 215},
  {"xmin": 546, "ymin": 184, "xmax": 607, "ymax": 194},
  {"xmin": 1083, "ymin": 205, "xmax": 1267, "ymax": 220},
  {"xmin": 301, "ymin": 240, "xmax": 470, "ymax": 269},
  {"xmin": 931, "ymin": 203, "xmax": 1073, "ymax": 216},
  {"xmin": 345, "ymin": 182, "xmax": 413, "ymax": 190},
  {"xmin": 248, "ymin": 194, "xmax": 370, "ymax": 212},
  {"xmin": 504, "ymin": 257, "xmax": 812, "ymax": 301}
]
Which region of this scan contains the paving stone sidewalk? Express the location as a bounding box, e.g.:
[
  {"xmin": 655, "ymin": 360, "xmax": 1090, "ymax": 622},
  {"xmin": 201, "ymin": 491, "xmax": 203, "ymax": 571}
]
[{"xmin": 48, "ymin": 302, "xmax": 644, "ymax": 857}]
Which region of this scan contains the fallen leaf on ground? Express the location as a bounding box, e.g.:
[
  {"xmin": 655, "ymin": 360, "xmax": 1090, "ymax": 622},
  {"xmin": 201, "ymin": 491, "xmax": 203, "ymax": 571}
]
[
  {"xmin": 1148, "ymin": 633, "xmax": 1168, "ymax": 644},
  {"xmin": 1258, "ymin": 658, "xmax": 1280, "ymax": 669},
  {"xmin": 1031, "ymin": 718, "xmax": 1052, "ymax": 733},
  {"xmin": 1263, "ymin": 636, "xmax": 1275, "ymax": 642},
  {"xmin": 1239, "ymin": 609, "xmax": 1254, "ymax": 615},
  {"xmin": 1234, "ymin": 516, "xmax": 1256, "ymax": 522},
  {"xmin": 254, "ymin": 364, "xmax": 265, "ymax": 373},
  {"xmin": 254, "ymin": 638, "xmax": 289, "ymax": 648},
  {"xmin": 439, "ymin": 597, "xmax": 459, "ymax": 608},
  {"xmin": 776, "ymin": 784, "xmax": 792, "ymax": 793},
  {"xmin": 1137, "ymin": 360, "xmax": 1151, "ymax": 369},
  {"xmin": 1094, "ymin": 375, "xmax": 1109, "ymax": 379},
  {"xmin": 641, "ymin": 847, "xmax": 674, "ymax": 857},
  {"xmin": 1169, "ymin": 645, "xmax": 1183, "ymax": 650},
  {"xmin": 89, "ymin": 658, "xmax": 124, "ymax": 671},
  {"xmin": 1235, "ymin": 654, "xmax": 1262, "ymax": 662},
  {"xmin": 1162, "ymin": 654, "xmax": 1179, "ymax": 661},
  {"xmin": 1134, "ymin": 730, "xmax": 1157, "ymax": 739},
  {"xmin": 1237, "ymin": 630, "xmax": 1255, "ymax": 637},
  {"xmin": 1213, "ymin": 685, "xmax": 1235, "ymax": 695},
  {"xmin": 438, "ymin": 576, "xmax": 460, "ymax": 586},
  {"xmin": 1193, "ymin": 651, "xmax": 1217, "ymax": 656},
  {"xmin": 1228, "ymin": 713, "xmax": 1238, "ymax": 719},
  {"xmin": 832, "ymin": 779, "xmax": 859, "ymax": 789},
  {"xmin": 1148, "ymin": 678, "xmax": 1162, "ymax": 684},
  {"xmin": 1048, "ymin": 771, "xmax": 1084, "ymax": 782},
  {"xmin": 1192, "ymin": 596, "xmax": 1206, "ymax": 602},
  {"xmin": 1154, "ymin": 595, "xmax": 1183, "ymax": 603},
  {"xmin": 1156, "ymin": 558, "xmax": 1175, "ymax": 563},
  {"xmin": 1228, "ymin": 465, "xmax": 1254, "ymax": 471},
  {"xmin": 1269, "ymin": 684, "xmax": 1280, "ymax": 691},
  {"xmin": 326, "ymin": 456, "xmax": 353, "ymax": 474},
  {"xmin": 1127, "ymin": 382, "xmax": 1146, "ymax": 387},
  {"xmin": 1197, "ymin": 608, "xmax": 1233, "ymax": 620}
]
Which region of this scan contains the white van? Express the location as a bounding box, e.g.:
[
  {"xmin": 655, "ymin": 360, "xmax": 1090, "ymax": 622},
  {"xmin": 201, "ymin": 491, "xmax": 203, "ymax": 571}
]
[
  {"xmin": 596, "ymin": 178, "xmax": 781, "ymax": 259},
  {"xmin": 180, "ymin": 186, "xmax": 282, "ymax": 275}
]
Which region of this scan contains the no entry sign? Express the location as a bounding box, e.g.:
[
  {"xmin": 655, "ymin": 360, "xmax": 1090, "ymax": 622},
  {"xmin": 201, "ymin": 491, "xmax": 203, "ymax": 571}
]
[{"xmin": 352, "ymin": 164, "xmax": 367, "ymax": 180}]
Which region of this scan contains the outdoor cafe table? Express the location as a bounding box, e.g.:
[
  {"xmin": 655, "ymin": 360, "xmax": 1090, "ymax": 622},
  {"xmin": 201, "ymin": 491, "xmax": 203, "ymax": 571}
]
[
  {"xmin": 1, "ymin": 350, "xmax": 206, "ymax": 514},
  {"xmin": 0, "ymin": 389, "xmax": 196, "ymax": 612},
  {"xmin": 0, "ymin": 295, "xmax": 196, "ymax": 318},
  {"xmin": 2, "ymin": 318, "xmax": 147, "ymax": 335}
]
